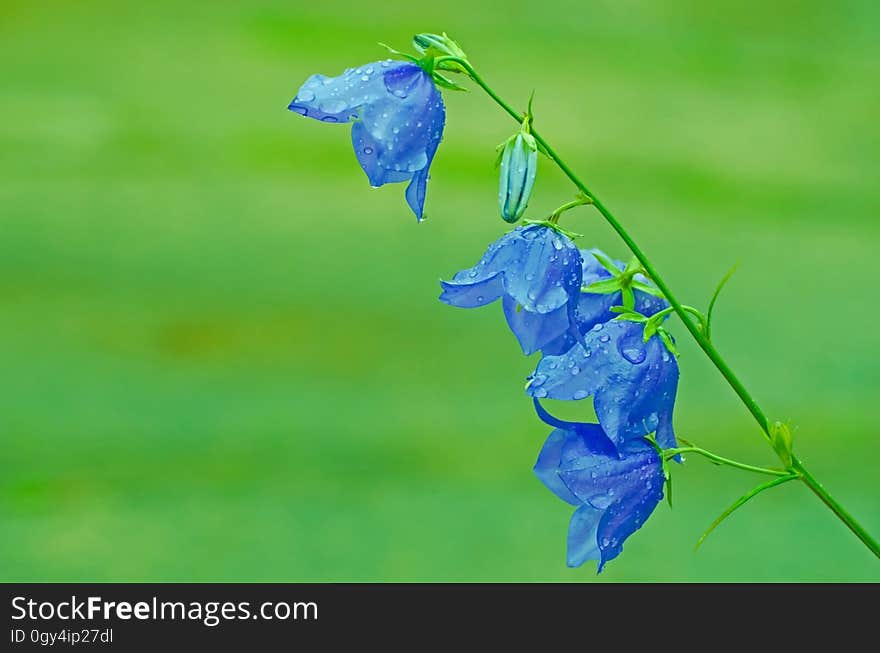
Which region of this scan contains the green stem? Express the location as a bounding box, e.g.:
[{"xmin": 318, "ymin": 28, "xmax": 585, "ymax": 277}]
[
  {"xmin": 450, "ymin": 57, "xmax": 880, "ymax": 559},
  {"xmin": 664, "ymin": 446, "xmax": 790, "ymax": 477},
  {"xmin": 549, "ymin": 197, "xmax": 591, "ymax": 223}
]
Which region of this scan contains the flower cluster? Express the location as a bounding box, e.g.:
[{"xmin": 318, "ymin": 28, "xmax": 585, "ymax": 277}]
[
  {"xmin": 290, "ymin": 34, "xmax": 682, "ymax": 571},
  {"xmin": 442, "ymin": 229, "xmax": 679, "ymax": 569}
]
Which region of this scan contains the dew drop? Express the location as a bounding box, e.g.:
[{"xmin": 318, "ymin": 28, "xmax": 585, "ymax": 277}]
[
  {"xmin": 599, "ymin": 334, "xmax": 610, "ymax": 343},
  {"xmin": 573, "ymin": 390, "xmax": 589, "ymax": 400},
  {"xmin": 297, "ymin": 90, "xmax": 315, "ymax": 102},
  {"xmin": 533, "ymin": 388, "xmax": 548, "ymax": 398},
  {"xmin": 363, "ymin": 146, "xmax": 374, "ymax": 155}
]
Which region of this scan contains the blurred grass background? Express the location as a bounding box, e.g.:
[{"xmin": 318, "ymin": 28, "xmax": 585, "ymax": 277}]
[{"xmin": 1, "ymin": 0, "xmax": 878, "ymax": 581}]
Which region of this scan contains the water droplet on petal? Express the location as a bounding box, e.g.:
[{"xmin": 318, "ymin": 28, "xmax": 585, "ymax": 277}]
[
  {"xmin": 573, "ymin": 390, "xmax": 589, "ymax": 400},
  {"xmin": 599, "ymin": 334, "xmax": 610, "ymax": 343},
  {"xmin": 533, "ymin": 387, "xmax": 548, "ymax": 398},
  {"xmin": 297, "ymin": 90, "xmax": 315, "ymax": 102}
]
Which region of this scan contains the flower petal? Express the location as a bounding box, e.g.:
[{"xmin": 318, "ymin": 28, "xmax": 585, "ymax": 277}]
[
  {"xmin": 502, "ymin": 296, "xmax": 570, "ymax": 356},
  {"xmin": 592, "ymin": 322, "xmax": 679, "ymax": 449},
  {"xmin": 595, "ymin": 454, "xmax": 665, "ymax": 571},
  {"xmin": 438, "ymin": 274, "xmax": 504, "ymax": 308},
  {"xmin": 528, "ymin": 320, "xmax": 679, "ymax": 449},
  {"xmin": 567, "ymin": 504, "xmax": 602, "ymax": 567},
  {"xmin": 439, "ymin": 229, "xmax": 526, "ymax": 308},
  {"xmin": 533, "ymin": 429, "xmax": 581, "ymax": 506},
  {"xmin": 289, "ymin": 60, "xmax": 397, "ymax": 123},
  {"xmin": 502, "ymin": 226, "xmax": 582, "ymax": 314}
]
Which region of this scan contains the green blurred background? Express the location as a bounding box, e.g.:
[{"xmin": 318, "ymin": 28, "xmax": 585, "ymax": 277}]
[{"xmin": 2, "ymin": 0, "xmax": 878, "ymax": 581}]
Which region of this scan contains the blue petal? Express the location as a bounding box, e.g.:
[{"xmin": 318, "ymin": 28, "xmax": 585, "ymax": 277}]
[
  {"xmin": 558, "ymin": 440, "xmax": 661, "ymax": 510},
  {"xmin": 533, "ymin": 429, "xmax": 581, "ymax": 506},
  {"xmin": 502, "ymin": 296, "xmax": 570, "ymax": 356},
  {"xmin": 592, "ymin": 323, "xmax": 679, "ymax": 449},
  {"xmin": 289, "ymin": 60, "xmax": 399, "ymax": 123},
  {"xmin": 567, "ymin": 504, "xmax": 602, "ymax": 567},
  {"xmin": 532, "ymin": 399, "xmax": 618, "ymax": 458},
  {"xmin": 595, "ymin": 460, "xmax": 665, "ymax": 571},
  {"xmin": 439, "ymin": 229, "xmax": 526, "ymax": 308},
  {"xmin": 556, "ymin": 440, "xmax": 666, "ymax": 571},
  {"xmin": 502, "ymin": 226, "xmax": 583, "ymax": 314},
  {"xmin": 528, "ymin": 320, "xmax": 679, "ymax": 449},
  {"xmin": 439, "ymin": 275, "xmax": 504, "ymax": 308}
]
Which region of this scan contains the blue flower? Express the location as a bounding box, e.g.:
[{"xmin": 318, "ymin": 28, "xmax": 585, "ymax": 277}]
[
  {"xmin": 439, "ymin": 224, "xmax": 583, "ymax": 355},
  {"xmin": 542, "ymin": 248, "xmax": 668, "ymax": 355},
  {"xmin": 527, "ymin": 319, "xmax": 679, "ymax": 451},
  {"xmin": 289, "ymin": 60, "xmax": 445, "ymax": 221},
  {"xmin": 532, "ymin": 400, "xmax": 666, "ymax": 570}
]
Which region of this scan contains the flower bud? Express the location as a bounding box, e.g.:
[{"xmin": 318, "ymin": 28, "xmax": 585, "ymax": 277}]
[
  {"xmin": 498, "ymin": 132, "xmax": 538, "ymax": 223},
  {"xmin": 413, "ymin": 32, "xmax": 467, "ymax": 59}
]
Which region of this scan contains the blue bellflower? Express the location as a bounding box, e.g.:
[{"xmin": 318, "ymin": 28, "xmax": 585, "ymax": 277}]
[
  {"xmin": 527, "ymin": 319, "xmax": 679, "ymax": 451},
  {"xmin": 289, "ymin": 60, "xmax": 445, "ymax": 221},
  {"xmin": 439, "ymin": 224, "xmax": 583, "ymax": 355},
  {"xmin": 532, "ymin": 400, "xmax": 666, "ymax": 570},
  {"xmin": 543, "ymin": 249, "xmax": 668, "ymax": 355}
]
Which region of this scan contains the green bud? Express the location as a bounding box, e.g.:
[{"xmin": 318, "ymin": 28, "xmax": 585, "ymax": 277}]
[
  {"xmin": 770, "ymin": 421, "xmax": 794, "ymax": 467},
  {"xmin": 498, "ymin": 132, "xmax": 538, "ymax": 223},
  {"xmin": 413, "ymin": 32, "xmax": 467, "ymax": 59}
]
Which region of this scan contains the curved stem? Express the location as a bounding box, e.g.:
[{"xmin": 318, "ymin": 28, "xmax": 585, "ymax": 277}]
[
  {"xmin": 664, "ymin": 446, "xmax": 791, "ymax": 477},
  {"xmin": 450, "ymin": 57, "xmax": 880, "ymax": 559}
]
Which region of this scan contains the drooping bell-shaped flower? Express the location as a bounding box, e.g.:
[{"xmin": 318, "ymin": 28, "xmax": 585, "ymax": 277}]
[
  {"xmin": 289, "ymin": 60, "xmax": 445, "ymax": 221},
  {"xmin": 542, "ymin": 248, "xmax": 668, "ymax": 355},
  {"xmin": 532, "ymin": 400, "xmax": 666, "ymax": 571},
  {"xmin": 527, "ymin": 319, "xmax": 679, "ymax": 451},
  {"xmin": 498, "ymin": 131, "xmax": 538, "ymax": 223},
  {"xmin": 439, "ymin": 224, "xmax": 583, "ymax": 355}
]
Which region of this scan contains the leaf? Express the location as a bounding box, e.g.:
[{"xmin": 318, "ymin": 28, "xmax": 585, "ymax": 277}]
[
  {"xmin": 706, "ymin": 262, "xmax": 739, "ymax": 341},
  {"xmin": 695, "ymin": 474, "xmax": 798, "ymax": 551}
]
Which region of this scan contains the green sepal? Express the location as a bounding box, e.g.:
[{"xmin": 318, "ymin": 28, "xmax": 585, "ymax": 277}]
[
  {"xmin": 621, "ymin": 285, "xmax": 636, "ymax": 311},
  {"xmin": 591, "ymin": 250, "xmax": 620, "ymax": 276},
  {"xmin": 523, "ymin": 219, "xmax": 582, "ymax": 240},
  {"xmin": 644, "ymin": 434, "xmax": 673, "ymax": 508},
  {"xmin": 430, "ymin": 71, "xmax": 469, "ymax": 92},
  {"xmin": 377, "ymin": 42, "xmax": 419, "ymax": 63},
  {"xmin": 582, "ymin": 278, "xmax": 624, "ymax": 295},
  {"xmin": 631, "ymin": 280, "xmax": 665, "ymax": 298}
]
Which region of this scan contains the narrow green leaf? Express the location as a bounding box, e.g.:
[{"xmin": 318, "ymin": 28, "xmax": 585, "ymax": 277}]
[
  {"xmin": 696, "ymin": 475, "xmax": 798, "ymax": 551},
  {"xmin": 706, "ymin": 262, "xmax": 739, "ymax": 341}
]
